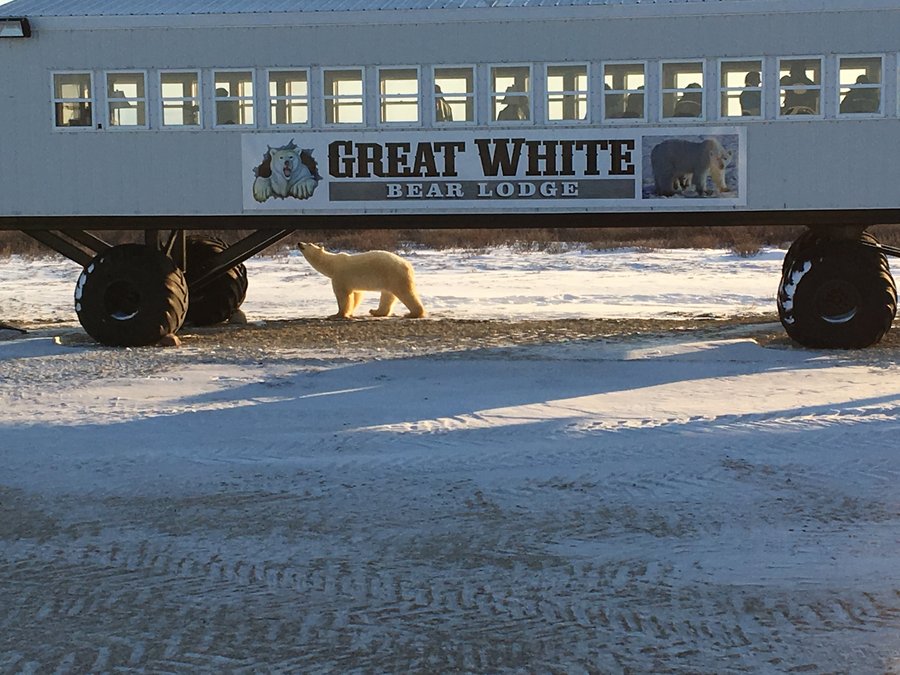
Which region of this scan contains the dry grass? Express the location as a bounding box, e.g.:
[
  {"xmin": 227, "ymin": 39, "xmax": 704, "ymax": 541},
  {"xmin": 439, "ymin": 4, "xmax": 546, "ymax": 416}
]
[
  {"xmin": 4, "ymin": 224, "xmax": 900, "ymax": 259},
  {"xmin": 281, "ymin": 225, "xmax": 809, "ymax": 255}
]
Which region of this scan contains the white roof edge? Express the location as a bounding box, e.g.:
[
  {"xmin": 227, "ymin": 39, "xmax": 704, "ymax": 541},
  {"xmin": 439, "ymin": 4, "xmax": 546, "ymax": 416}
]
[{"xmin": 0, "ymin": 0, "xmax": 893, "ymax": 30}]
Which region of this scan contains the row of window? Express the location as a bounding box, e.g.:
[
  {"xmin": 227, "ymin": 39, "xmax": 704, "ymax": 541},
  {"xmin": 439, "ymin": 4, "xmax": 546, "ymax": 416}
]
[{"xmin": 53, "ymin": 55, "xmax": 888, "ymax": 131}]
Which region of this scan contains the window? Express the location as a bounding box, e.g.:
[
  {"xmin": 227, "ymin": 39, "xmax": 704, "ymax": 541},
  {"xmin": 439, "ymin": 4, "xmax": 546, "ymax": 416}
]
[
  {"xmin": 160, "ymin": 71, "xmax": 200, "ymax": 127},
  {"xmin": 214, "ymin": 70, "xmax": 254, "ymax": 126},
  {"xmin": 720, "ymin": 60, "xmax": 762, "ymax": 118},
  {"xmin": 268, "ymin": 69, "xmax": 309, "ymax": 126},
  {"xmin": 324, "ymin": 69, "xmax": 364, "ymax": 125},
  {"xmin": 603, "ymin": 62, "xmax": 645, "ymax": 120},
  {"xmin": 778, "ymin": 58, "xmax": 821, "ymax": 116},
  {"xmin": 53, "ymin": 72, "xmax": 92, "ymax": 128},
  {"xmin": 379, "ymin": 68, "xmax": 419, "ymax": 124},
  {"xmin": 546, "ymin": 64, "xmax": 588, "ymax": 122},
  {"xmin": 491, "ymin": 65, "xmax": 530, "ymax": 122},
  {"xmin": 106, "ymin": 72, "xmax": 146, "ymax": 128},
  {"xmin": 433, "ymin": 66, "xmax": 474, "ymax": 123},
  {"xmin": 662, "ymin": 61, "xmax": 704, "ymax": 119},
  {"xmin": 839, "ymin": 56, "xmax": 882, "ymax": 115}
]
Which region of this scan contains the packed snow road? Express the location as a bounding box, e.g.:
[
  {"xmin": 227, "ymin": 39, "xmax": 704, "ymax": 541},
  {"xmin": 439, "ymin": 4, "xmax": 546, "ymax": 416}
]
[
  {"xmin": 1, "ymin": 248, "xmax": 899, "ymax": 672},
  {"xmin": 1, "ymin": 318, "xmax": 899, "ymax": 674}
]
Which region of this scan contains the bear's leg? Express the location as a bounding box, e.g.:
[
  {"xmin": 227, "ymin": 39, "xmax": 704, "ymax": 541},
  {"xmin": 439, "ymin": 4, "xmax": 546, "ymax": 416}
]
[
  {"xmin": 693, "ymin": 170, "xmax": 710, "ymax": 196},
  {"xmin": 397, "ymin": 288, "xmax": 426, "ymax": 319},
  {"xmin": 711, "ymin": 165, "xmax": 730, "ymax": 193},
  {"xmin": 348, "ymin": 292, "xmax": 364, "ymax": 315},
  {"xmin": 369, "ymin": 291, "xmax": 397, "ymax": 317},
  {"xmin": 330, "ymin": 281, "xmax": 355, "ymax": 319},
  {"xmin": 655, "ymin": 167, "xmax": 676, "ymax": 197}
]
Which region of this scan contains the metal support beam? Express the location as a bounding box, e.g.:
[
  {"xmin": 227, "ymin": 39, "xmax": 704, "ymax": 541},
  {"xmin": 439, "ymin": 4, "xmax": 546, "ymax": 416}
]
[
  {"xmin": 164, "ymin": 230, "xmax": 187, "ymax": 272},
  {"xmin": 188, "ymin": 229, "xmax": 294, "ymax": 292},
  {"xmin": 24, "ymin": 231, "xmax": 95, "ymax": 267},
  {"xmin": 6, "ymin": 209, "xmax": 900, "ymax": 233},
  {"xmin": 64, "ymin": 230, "xmax": 111, "ymax": 254}
]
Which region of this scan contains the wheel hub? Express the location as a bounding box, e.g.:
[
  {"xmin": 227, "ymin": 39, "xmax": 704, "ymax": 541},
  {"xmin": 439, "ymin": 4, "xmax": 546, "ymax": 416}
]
[
  {"xmin": 104, "ymin": 280, "xmax": 141, "ymax": 321},
  {"xmin": 814, "ymin": 279, "xmax": 860, "ymax": 325}
]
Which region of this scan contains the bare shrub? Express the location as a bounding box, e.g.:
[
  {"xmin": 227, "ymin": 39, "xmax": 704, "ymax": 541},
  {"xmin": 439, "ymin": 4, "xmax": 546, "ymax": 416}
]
[
  {"xmin": 5, "ymin": 224, "xmax": 900, "ymax": 259},
  {"xmin": 0, "ymin": 232, "xmax": 35, "ymax": 257}
]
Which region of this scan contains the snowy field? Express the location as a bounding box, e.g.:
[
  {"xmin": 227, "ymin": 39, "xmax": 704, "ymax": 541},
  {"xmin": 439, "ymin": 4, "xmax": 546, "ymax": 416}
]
[{"xmin": 2, "ymin": 246, "xmax": 899, "ymax": 674}]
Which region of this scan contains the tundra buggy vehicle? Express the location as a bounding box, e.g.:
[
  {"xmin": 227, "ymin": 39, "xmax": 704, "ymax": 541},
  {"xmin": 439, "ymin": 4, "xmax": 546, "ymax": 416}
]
[{"xmin": 1, "ymin": 0, "xmax": 898, "ymax": 347}]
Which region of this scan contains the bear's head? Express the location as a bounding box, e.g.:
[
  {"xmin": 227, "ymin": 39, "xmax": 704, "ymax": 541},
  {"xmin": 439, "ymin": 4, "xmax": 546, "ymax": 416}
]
[
  {"xmin": 269, "ymin": 146, "xmax": 302, "ymax": 180},
  {"xmin": 298, "ymin": 242, "xmax": 325, "ymax": 257}
]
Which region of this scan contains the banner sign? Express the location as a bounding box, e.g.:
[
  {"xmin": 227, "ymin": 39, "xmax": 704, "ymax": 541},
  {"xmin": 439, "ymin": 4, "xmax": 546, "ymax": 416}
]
[{"xmin": 241, "ymin": 127, "xmax": 745, "ymax": 213}]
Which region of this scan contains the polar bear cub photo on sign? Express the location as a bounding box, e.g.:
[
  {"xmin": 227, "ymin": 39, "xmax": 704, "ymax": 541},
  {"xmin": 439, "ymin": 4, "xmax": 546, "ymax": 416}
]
[{"xmin": 298, "ymin": 243, "xmax": 427, "ymax": 319}]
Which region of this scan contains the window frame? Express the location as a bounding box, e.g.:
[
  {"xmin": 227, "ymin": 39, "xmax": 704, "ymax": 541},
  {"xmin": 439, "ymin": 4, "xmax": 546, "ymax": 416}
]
[
  {"xmin": 544, "ymin": 62, "xmax": 590, "ymax": 124},
  {"xmin": 105, "ymin": 70, "xmax": 149, "ymax": 130},
  {"xmin": 489, "ymin": 63, "xmax": 533, "ymax": 125},
  {"xmin": 377, "ymin": 65, "xmax": 421, "ymax": 126},
  {"xmin": 51, "ymin": 71, "xmax": 95, "ymax": 131},
  {"xmin": 837, "ymin": 54, "xmax": 884, "ymax": 118},
  {"xmin": 42, "ymin": 53, "xmax": 900, "ymax": 134},
  {"xmin": 265, "ymin": 68, "xmax": 310, "ymax": 128},
  {"xmin": 432, "ymin": 64, "xmax": 476, "ymax": 126},
  {"xmin": 323, "ymin": 67, "xmax": 366, "ymax": 127},
  {"xmin": 159, "ymin": 69, "xmax": 202, "ymax": 129},
  {"xmin": 718, "ymin": 58, "xmax": 764, "ymax": 120},
  {"xmin": 602, "ymin": 60, "xmax": 647, "ymax": 123},
  {"xmin": 213, "ymin": 68, "xmax": 257, "ymax": 128},
  {"xmin": 777, "ymin": 56, "xmax": 824, "ymax": 119},
  {"xmin": 660, "ymin": 60, "xmax": 706, "ymax": 121}
]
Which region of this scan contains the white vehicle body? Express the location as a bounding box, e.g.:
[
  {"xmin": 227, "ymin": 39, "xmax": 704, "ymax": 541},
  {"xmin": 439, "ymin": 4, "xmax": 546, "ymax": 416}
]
[
  {"xmin": 1, "ymin": 0, "xmax": 898, "ymax": 348},
  {"xmin": 0, "ymin": 0, "xmax": 898, "ymax": 227}
]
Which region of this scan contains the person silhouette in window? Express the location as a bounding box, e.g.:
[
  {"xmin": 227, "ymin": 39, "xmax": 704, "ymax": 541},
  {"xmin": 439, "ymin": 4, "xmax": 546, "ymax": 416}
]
[
  {"xmin": 740, "ymin": 71, "xmax": 761, "ymax": 116},
  {"xmin": 434, "ymin": 84, "xmax": 453, "ymax": 122},
  {"xmin": 604, "ymin": 83, "xmax": 625, "ymax": 119},
  {"xmin": 781, "ymin": 64, "xmax": 817, "ymax": 115},
  {"xmin": 621, "ymin": 87, "xmax": 644, "ymax": 118},
  {"xmin": 840, "ymin": 75, "xmax": 880, "ymax": 114},
  {"xmin": 216, "ymin": 87, "xmax": 239, "ymax": 124},
  {"xmin": 496, "ymin": 85, "xmax": 529, "ymax": 121},
  {"xmin": 673, "ymin": 82, "xmax": 702, "ymax": 117}
]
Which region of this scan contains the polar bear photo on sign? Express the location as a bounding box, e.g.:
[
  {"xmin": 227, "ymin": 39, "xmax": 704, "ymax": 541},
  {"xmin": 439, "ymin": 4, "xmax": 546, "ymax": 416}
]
[
  {"xmin": 298, "ymin": 243, "xmax": 427, "ymax": 319},
  {"xmin": 252, "ymin": 140, "xmax": 320, "ymax": 202},
  {"xmin": 646, "ymin": 135, "xmax": 735, "ymax": 198}
]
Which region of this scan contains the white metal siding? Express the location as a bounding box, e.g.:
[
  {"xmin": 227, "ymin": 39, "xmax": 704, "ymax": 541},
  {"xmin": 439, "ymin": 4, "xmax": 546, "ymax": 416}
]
[
  {"xmin": 0, "ymin": 0, "xmax": 768, "ymax": 18},
  {"xmin": 1, "ymin": 5, "xmax": 899, "ymax": 217}
]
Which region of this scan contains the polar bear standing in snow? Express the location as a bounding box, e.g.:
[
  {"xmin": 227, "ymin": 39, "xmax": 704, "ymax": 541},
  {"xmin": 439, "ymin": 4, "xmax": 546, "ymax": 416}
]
[{"xmin": 298, "ymin": 243, "xmax": 426, "ymax": 319}]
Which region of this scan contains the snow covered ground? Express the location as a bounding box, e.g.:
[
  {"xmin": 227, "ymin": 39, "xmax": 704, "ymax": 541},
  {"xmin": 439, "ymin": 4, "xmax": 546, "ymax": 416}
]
[
  {"xmin": 0, "ymin": 246, "xmax": 780, "ymax": 324},
  {"xmin": 1, "ymin": 246, "xmax": 899, "ymax": 674}
]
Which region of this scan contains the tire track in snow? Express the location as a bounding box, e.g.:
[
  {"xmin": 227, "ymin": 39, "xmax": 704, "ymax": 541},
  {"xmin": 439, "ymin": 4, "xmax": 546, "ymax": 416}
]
[{"xmin": 3, "ymin": 478, "xmax": 898, "ymax": 673}]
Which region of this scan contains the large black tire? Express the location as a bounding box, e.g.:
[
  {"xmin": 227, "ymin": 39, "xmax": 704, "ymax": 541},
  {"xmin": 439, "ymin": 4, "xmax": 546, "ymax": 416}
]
[
  {"xmin": 75, "ymin": 244, "xmax": 188, "ymax": 347},
  {"xmin": 183, "ymin": 236, "xmax": 248, "ymax": 326},
  {"xmin": 781, "ymin": 229, "xmax": 882, "ymax": 276},
  {"xmin": 777, "ymin": 236, "xmax": 896, "ymax": 348},
  {"xmin": 780, "ymin": 228, "xmax": 818, "ymax": 276}
]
